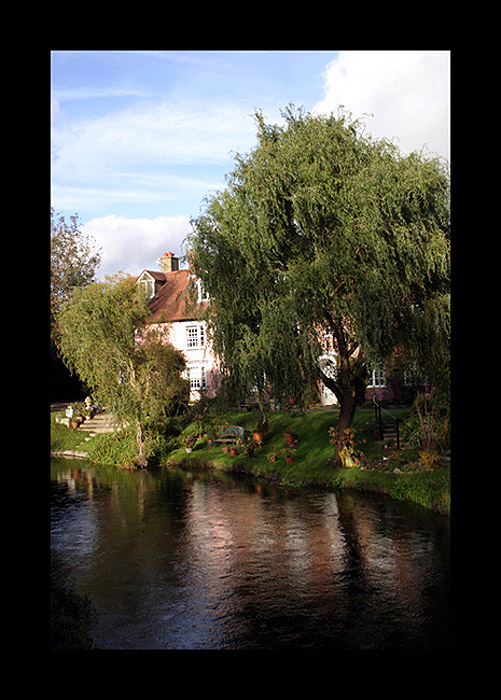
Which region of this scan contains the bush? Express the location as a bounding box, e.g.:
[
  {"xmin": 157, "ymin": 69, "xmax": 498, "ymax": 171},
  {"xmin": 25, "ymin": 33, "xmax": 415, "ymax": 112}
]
[{"xmin": 87, "ymin": 430, "xmax": 139, "ymax": 468}]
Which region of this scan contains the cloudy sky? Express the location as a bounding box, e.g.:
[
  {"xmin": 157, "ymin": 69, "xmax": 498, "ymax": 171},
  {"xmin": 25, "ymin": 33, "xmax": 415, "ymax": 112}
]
[{"xmin": 51, "ymin": 50, "xmax": 450, "ymax": 279}]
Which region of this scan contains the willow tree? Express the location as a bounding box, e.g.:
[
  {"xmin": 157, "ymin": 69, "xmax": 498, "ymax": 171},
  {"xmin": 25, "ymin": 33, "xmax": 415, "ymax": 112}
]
[
  {"xmin": 58, "ymin": 274, "xmax": 189, "ymax": 466},
  {"xmin": 188, "ymin": 107, "xmax": 450, "ymax": 462}
]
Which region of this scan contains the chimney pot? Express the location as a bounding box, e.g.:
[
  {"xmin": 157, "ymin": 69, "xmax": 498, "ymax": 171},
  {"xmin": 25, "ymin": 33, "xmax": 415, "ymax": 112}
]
[{"xmin": 160, "ymin": 251, "xmax": 179, "ymax": 274}]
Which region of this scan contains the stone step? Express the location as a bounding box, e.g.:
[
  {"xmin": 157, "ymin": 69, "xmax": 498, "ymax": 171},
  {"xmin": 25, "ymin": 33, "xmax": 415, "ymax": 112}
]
[{"xmin": 75, "ymin": 411, "xmax": 117, "ymax": 434}]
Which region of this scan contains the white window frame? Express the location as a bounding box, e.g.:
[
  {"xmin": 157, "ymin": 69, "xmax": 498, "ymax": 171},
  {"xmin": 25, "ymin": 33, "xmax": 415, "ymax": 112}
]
[
  {"xmin": 186, "ymin": 322, "xmax": 205, "ymax": 349},
  {"xmin": 137, "ymin": 273, "xmax": 155, "ymax": 299},
  {"xmin": 186, "ymin": 366, "xmax": 207, "ymax": 390},
  {"xmin": 368, "ymin": 364, "xmax": 386, "ymax": 388},
  {"xmin": 197, "ymin": 279, "xmax": 209, "ymax": 302}
]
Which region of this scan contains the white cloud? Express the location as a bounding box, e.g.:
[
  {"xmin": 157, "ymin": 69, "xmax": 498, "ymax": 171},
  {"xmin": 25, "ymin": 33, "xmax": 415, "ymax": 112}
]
[
  {"xmin": 52, "ymin": 99, "xmax": 257, "ymax": 178},
  {"xmin": 51, "ymin": 97, "xmax": 258, "ymax": 219},
  {"xmin": 52, "ymin": 170, "xmax": 221, "ymax": 214},
  {"xmin": 82, "ymin": 214, "xmax": 193, "ymax": 279},
  {"xmin": 314, "ymin": 51, "xmax": 450, "ymax": 161}
]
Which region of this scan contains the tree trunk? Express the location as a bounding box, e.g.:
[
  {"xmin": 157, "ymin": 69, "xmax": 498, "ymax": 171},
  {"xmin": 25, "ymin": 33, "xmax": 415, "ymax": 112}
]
[
  {"xmin": 135, "ymin": 416, "xmax": 148, "ymax": 468},
  {"xmin": 318, "ymin": 323, "xmax": 367, "ymax": 466},
  {"xmin": 128, "ymin": 361, "xmax": 148, "ymax": 468},
  {"xmin": 332, "ymin": 390, "xmax": 358, "ymax": 465}
]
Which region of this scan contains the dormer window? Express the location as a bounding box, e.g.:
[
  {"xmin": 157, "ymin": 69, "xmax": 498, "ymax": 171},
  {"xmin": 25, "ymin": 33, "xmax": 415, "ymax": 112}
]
[
  {"xmin": 137, "ymin": 271, "xmax": 156, "ymax": 299},
  {"xmin": 197, "ymin": 279, "xmax": 209, "ymax": 302}
]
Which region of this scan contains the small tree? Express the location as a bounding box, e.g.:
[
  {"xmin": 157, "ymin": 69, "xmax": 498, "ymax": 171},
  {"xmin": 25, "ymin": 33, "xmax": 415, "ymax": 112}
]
[{"xmin": 58, "ymin": 274, "xmax": 189, "ymax": 466}]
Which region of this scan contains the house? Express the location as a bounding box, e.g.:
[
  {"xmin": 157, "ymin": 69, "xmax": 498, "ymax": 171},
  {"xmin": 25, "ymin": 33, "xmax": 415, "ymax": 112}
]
[
  {"xmin": 136, "ymin": 252, "xmax": 220, "ymax": 402},
  {"xmin": 136, "ymin": 251, "xmax": 418, "ymax": 407}
]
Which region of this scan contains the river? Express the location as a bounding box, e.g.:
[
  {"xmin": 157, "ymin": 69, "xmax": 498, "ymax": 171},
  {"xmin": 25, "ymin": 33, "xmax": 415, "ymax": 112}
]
[{"xmin": 50, "ymin": 457, "xmax": 450, "ymax": 650}]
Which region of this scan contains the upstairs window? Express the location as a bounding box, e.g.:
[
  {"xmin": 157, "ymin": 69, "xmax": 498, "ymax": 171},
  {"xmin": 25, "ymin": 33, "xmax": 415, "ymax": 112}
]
[
  {"xmin": 137, "ymin": 275, "xmax": 155, "ymax": 299},
  {"xmin": 186, "ymin": 323, "xmax": 205, "ymax": 349},
  {"xmin": 197, "ymin": 279, "xmax": 209, "ymax": 302}
]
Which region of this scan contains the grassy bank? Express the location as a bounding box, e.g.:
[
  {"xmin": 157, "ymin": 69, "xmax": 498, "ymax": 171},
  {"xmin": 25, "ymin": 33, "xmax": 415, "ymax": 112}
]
[
  {"xmin": 167, "ymin": 409, "xmax": 450, "ymax": 515},
  {"xmin": 50, "ymin": 407, "xmax": 450, "ymax": 515}
]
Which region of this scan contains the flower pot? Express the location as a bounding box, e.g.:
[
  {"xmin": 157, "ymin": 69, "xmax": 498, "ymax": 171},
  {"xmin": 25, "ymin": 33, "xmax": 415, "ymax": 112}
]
[
  {"xmin": 252, "ymin": 431, "xmax": 264, "ymax": 446},
  {"xmin": 284, "ymin": 433, "xmax": 295, "ymax": 446},
  {"xmin": 221, "ymin": 445, "xmax": 229, "ymax": 453},
  {"xmin": 286, "ymin": 456, "xmax": 294, "ymax": 463},
  {"xmin": 185, "ymin": 447, "xmax": 193, "ymax": 454},
  {"xmin": 269, "ymin": 456, "xmax": 277, "ymax": 463},
  {"xmin": 71, "ymin": 421, "xmax": 79, "ymax": 429},
  {"xmin": 230, "ymin": 448, "xmax": 238, "ymax": 456}
]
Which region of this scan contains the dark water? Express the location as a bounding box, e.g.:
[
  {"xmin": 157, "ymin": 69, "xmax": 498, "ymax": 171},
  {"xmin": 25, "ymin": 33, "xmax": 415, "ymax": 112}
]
[{"xmin": 50, "ymin": 458, "xmax": 450, "ymax": 650}]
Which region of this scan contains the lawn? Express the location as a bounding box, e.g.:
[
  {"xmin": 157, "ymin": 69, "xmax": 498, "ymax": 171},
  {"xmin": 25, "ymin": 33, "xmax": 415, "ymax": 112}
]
[
  {"xmin": 51, "ymin": 405, "xmax": 450, "ymax": 514},
  {"xmin": 169, "ymin": 407, "xmax": 406, "ymax": 484}
]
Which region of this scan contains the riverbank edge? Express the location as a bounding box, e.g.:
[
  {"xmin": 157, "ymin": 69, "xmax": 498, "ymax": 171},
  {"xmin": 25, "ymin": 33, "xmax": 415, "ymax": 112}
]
[
  {"xmin": 51, "ymin": 450, "xmax": 89, "ymax": 459},
  {"xmin": 51, "ymin": 407, "xmax": 450, "ymax": 516},
  {"xmin": 166, "ymin": 454, "xmax": 450, "ymax": 516},
  {"xmin": 51, "ymin": 447, "xmax": 450, "ymax": 516}
]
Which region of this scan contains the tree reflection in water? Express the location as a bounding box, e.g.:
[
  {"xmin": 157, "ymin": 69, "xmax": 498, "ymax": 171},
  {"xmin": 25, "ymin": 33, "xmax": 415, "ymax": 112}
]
[{"xmin": 50, "ymin": 459, "xmax": 450, "ymax": 650}]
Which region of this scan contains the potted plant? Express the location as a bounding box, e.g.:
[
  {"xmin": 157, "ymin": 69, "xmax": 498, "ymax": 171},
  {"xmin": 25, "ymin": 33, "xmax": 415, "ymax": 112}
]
[
  {"xmin": 252, "ymin": 415, "xmax": 268, "ymax": 446},
  {"xmin": 182, "ymin": 435, "xmax": 197, "ymax": 453},
  {"xmin": 243, "ymin": 437, "xmax": 256, "ymax": 457},
  {"xmin": 268, "ymin": 451, "xmax": 278, "ymax": 463},
  {"xmin": 229, "ymin": 442, "xmax": 238, "ymax": 456},
  {"xmin": 283, "ymin": 447, "xmax": 296, "ymax": 463},
  {"xmin": 283, "ymin": 427, "xmax": 296, "ymax": 446}
]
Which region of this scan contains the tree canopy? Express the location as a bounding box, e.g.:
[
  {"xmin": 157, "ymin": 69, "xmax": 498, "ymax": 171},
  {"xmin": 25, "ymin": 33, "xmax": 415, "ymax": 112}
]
[
  {"xmin": 51, "ymin": 208, "xmax": 101, "ymax": 339},
  {"xmin": 58, "ymin": 274, "xmax": 189, "ymax": 466},
  {"xmin": 188, "ymin": 106, "xmax": 450, "ymax": 456}
]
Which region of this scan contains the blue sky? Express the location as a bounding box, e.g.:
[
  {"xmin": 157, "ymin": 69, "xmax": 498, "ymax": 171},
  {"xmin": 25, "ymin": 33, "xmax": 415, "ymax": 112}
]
[{"xmin": 51, "ymin": 50, "xmax": 450, "ymax": 279}]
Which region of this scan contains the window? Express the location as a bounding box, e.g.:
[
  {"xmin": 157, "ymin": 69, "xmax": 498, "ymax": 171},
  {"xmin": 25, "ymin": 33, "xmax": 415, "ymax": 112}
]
[
  {"xmin": 368, "ymin": 364, "xmax": 386, "ymax": 388},
  {"xmin": 197, "ymin": 279, "xmax": 209, "ymax": 302},
  {"xmin": 186, "ymin": 366, "xmax": 207, "ymax": 390},
  {"xmin": 186, "ymin": 323, "xmax": 205, "ymax": 349},
  {"xmin": 138, "ymin": 277, "xmax": 154, "ymax": 299},
  {"xmin": 403, "ymin": 364, "xmax": 425, "ymax": 387}
]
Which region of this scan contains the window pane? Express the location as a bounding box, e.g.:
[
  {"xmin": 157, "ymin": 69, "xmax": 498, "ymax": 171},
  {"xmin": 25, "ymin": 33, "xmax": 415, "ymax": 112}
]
[{"xmin": 187, "ymin": 327, "xmax": 198, "ymax": 348}]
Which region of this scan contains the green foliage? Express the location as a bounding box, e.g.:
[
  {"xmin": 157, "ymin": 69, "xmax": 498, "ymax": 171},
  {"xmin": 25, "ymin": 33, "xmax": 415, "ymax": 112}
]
[
  {"xmin": 51, "ymin": 208, "xmax": 101, "ymax": 340},
  {"xmin": 389, "ymin": 467, "xmax": 450, "ymax": 513},
  {"xmin": 134, "ymin": 327, "xmax": 191, "ymax": 430},
  {"xmin": 189, "ymin": 105, "xmax": 450, "ymax": 418},
  {"xmin": 50, "ymin": 413, "xmax": 91, "ymax": 452},
  {"xmin": 58, "ymin": 275, "xmax": 190, "ymax": 466},
  {"xmin": 59, "ymin": 276, "xmax": 188, "ymax": 438},
  {"xmin": 87, "ymin": 430, "xmax": 140, "ymax": 468},
  {"xmin": 164, "ymin": 407, "xmax": 449, "ymax": 514},
  {"xmin": 402, "ymin": 386, "xmax": 450, "ymax": 453},
  {"xmin": 58, "ymin": 274, "xmax": 147, "ymax": 413}
]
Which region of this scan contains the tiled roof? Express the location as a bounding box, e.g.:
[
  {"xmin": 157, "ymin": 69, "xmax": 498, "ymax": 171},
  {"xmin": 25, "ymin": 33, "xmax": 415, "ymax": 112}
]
[
  {"xmin": 142, "ymin": 270, "xmax": 167, "ymax": 282},
  {"xmin": 147, "ymin": 269, "xmax": 202, "ymax": 323}
]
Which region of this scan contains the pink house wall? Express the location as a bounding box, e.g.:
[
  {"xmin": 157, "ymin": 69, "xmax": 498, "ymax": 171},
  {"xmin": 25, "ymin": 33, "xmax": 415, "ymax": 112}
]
[{"xmin": 148, "ymin": 320, "xmax": 220, "ymax": 402}]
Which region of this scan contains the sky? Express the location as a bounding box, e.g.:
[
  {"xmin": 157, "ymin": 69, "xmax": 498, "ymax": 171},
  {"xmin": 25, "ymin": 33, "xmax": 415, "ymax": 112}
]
[{"xmin": 51, "ymin": 50, "xmax": 450, "ymax": 280}]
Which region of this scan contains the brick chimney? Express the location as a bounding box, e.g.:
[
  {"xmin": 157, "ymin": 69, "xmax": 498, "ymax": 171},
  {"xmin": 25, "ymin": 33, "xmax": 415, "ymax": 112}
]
[{"xmin": 160, "ymin": 252, "xmax": 179, "ymax": 274}]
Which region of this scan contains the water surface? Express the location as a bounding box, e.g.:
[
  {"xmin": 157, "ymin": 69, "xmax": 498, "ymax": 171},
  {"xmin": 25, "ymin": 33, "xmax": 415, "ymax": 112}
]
[{"xmin": 50, "ymin": 458, "xmax": 450, "ymax": 650}]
